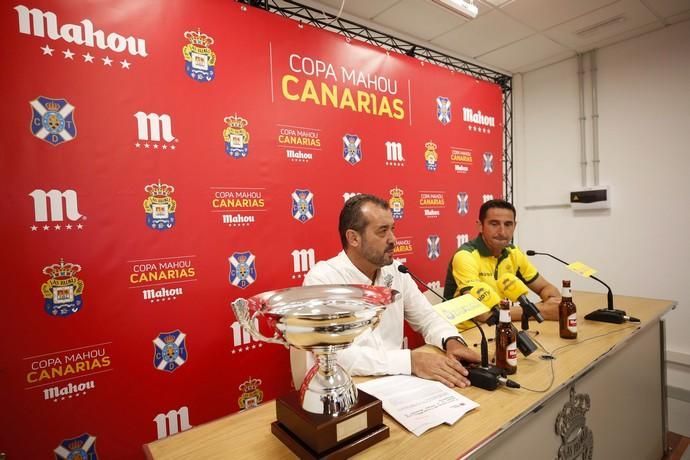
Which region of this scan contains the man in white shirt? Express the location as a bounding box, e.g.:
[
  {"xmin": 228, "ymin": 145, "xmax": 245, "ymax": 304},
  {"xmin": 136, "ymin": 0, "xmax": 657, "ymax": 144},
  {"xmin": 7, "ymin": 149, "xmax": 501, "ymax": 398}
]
[{"xmin": 291, "ymin": 194, "xmax": 480, "ymax": 389}]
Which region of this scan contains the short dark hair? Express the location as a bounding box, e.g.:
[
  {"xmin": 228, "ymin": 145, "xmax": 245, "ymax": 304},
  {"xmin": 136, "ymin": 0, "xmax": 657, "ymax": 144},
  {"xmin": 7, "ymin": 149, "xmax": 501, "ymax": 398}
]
[
  {"xmin": 478, "ymin": 199, "xmax": 516, "ymax": 222},
  {"xmin": 339, "ymin": 194, "xmax": 389, "ymax": 249}
]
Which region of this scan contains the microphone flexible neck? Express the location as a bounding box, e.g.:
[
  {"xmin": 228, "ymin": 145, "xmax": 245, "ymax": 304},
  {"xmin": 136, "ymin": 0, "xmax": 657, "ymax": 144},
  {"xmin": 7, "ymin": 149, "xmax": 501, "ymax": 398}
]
[{"xmin": 531, "ymin": 251, "xmax": 614, "ymax": 310}]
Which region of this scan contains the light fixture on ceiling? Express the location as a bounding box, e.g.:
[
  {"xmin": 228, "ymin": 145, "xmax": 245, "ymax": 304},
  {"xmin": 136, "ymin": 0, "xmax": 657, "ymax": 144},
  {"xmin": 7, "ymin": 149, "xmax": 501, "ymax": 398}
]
[
  {"xmin": 575, "ymin": 15, "xmax": 626, "ymax": 37},
  {"xmin": 431, "ymin": 0, "xmax": 479, "ymax": 20}
]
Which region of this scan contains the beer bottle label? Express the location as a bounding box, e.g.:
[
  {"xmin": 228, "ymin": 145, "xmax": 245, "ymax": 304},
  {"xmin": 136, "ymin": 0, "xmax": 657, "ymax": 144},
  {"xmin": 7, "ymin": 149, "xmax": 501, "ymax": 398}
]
[
  {"xmin": 567, "ymin": 313, "xmax": 577, "ymax": 333},
  {"xmin": 507, "ymin": 341, "xmax": 518, "ymax": 366}
]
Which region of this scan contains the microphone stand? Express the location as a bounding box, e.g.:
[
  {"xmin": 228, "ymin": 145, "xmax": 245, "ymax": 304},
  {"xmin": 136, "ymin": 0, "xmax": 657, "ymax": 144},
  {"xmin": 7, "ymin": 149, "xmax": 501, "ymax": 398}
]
[
  {"xmin": 526, "ymin": 250, "xmax": 639, "ymax": 324},
  {"xmin": 399, "ymin": 266, "xmax": 508, "ymax": 391}
]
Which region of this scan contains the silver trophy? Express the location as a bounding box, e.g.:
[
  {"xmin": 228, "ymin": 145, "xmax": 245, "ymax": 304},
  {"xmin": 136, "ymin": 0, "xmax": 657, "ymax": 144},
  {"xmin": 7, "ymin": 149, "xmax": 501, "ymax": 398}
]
[{"xmin": 231, "ymin": 284, "xmax": 398, "ymax": 416}]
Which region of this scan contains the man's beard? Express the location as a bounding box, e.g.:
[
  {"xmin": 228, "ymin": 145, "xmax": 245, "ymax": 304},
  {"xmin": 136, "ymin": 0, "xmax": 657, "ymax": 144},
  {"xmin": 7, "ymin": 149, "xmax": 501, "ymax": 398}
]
[{"xmin": 361, "ymin": 240, "xmax": 395, "ymax": 267}]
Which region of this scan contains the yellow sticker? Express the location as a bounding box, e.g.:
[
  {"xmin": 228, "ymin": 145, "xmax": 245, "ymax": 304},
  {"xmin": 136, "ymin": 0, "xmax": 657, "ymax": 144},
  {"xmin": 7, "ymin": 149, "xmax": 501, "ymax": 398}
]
[
  {"xmin": 433, "ymin": 294, "xmax": 489, "ymax": 327},
  {"xmin": 567, "ymin": 261, "xmax": 598, "ymax": 278}
]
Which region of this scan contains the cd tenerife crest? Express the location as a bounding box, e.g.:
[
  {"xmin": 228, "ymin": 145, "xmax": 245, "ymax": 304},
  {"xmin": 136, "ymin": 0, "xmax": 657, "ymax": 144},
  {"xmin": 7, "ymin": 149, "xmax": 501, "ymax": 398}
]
[
  {"xmin": 30, "ymin": 97, "xmax": 77, "ymax": 146},
  {"xmin": 54, "ymin": 433, "xmax": 98, "ymax": 460},
  {"xmin": 291, "ymin": 189, "xmax": 314, "ymax": 223},
  {"xmin": 153, "ymin": 330, "xmax": 188, "ymax": 372},
  {"xmin": 229, "ymin": 251, "xmax": 257, "ymax": 289}
]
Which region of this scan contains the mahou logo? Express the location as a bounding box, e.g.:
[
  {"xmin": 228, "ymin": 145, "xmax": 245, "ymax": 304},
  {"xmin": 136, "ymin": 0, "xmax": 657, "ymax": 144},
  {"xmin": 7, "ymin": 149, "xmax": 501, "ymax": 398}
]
[
  {"xmin": 16, "ymin": 5, "xmax": 147, "ymax": 70},
  {"xmin": 29, "ymin": 189, "xmax": 85, "ymax": 231},
  {"xmin": 291, "ymin": 248, "xmax": 315, "ymax": 279},
  {"xmin": 462, "ymin": 107, "xmax": 495, "ymax": 134},
  {"xmin": 153, "ymin": 406, "xmax": 192, "ymax": 440},
  {"xmin": 385, "ymin": 141, "xmax": 404, "ymax": 166},
  {"xmin": 134, "ymin": 112, "xmax": 177, "ymax": 149}
]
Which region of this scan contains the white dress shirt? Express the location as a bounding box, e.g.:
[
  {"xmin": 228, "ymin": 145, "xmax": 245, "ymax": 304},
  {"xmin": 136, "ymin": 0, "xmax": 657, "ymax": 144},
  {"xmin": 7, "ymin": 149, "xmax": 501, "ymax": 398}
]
[{"xmin": 290, "ymin": 251, "xmax": 463, "ymax": 386}]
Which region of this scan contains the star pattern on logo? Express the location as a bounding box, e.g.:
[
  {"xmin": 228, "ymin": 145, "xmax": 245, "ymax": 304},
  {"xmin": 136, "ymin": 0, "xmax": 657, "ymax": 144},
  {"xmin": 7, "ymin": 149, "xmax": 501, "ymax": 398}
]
[
  {"xmin": 227, "ymin": 222, "xmax": 252, "ymax": 227},
  {"xmin": 40, "ymin": 44, "xmax": 135, "ymax": 69},
  {"xmin": 32, "ymin": 222, "xmax": 85, "ymax": 231},
  {"xmin": 291, "ymin": 273, "xmax": 306, "ymax": 279},
  {"xmin": 135, "ymin": 142, "xmax": 178, "ymax": 150},
  {"xmin": 468, "ymin": 125, "xmax": 492, "ymax": 134},
  {"xmin": 148, "ymin": 296, "xmax": 179, "ymax": 303},
  {"xmin": 230, "ymin": 343, "xmax": 263, "ymax": 354},
  {"xmin": 385, "ymin": 161, "xmax": 405, "ymax": 167},
  {"xmin": 52, "ymin": 391, "xmax": 88, "ymax": 402}
]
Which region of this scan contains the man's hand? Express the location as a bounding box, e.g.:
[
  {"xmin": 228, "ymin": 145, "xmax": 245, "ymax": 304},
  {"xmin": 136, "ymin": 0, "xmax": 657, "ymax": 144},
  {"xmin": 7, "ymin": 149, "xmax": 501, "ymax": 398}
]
[
  {"xmin": 537, "ymin": 296, "xmax": 561, "ymax": 321},
  {"xmin": 410, "ymin": 342, "xmax": 480, "ymax": 388}
]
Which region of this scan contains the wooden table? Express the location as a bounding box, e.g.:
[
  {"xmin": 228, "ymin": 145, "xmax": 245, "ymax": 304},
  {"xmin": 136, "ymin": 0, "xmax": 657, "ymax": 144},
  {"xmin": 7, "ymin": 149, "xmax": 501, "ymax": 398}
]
[{"xmin": 144, "ymin": 292, "xmax": 675, "ymax": 459}]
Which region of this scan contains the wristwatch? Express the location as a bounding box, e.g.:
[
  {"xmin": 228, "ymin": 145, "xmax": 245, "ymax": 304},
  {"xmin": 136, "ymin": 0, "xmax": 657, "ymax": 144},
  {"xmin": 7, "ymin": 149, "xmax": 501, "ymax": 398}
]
[{"xmin": 442, "ymin": 335, "xmax": 467, "ymax": 350}]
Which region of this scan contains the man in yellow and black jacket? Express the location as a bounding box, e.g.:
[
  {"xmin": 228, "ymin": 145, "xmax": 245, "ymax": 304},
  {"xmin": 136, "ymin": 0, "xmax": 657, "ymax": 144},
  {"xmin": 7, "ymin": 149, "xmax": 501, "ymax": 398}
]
[{"xmin": 443, "ymin": 199, "xmax": 560, "ymax": 321}]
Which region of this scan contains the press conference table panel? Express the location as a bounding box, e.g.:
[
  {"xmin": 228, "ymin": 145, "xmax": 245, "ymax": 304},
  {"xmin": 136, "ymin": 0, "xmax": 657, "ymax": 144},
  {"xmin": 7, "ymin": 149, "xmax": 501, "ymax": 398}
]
[{"xmin": 144, "ymin": 292, "xmax": 675, "ymax": 460}]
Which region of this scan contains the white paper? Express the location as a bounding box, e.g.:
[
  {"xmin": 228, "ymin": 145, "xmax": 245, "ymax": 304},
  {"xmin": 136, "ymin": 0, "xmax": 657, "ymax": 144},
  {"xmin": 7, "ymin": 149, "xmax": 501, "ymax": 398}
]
[{"xmin": 357, "ymin": 375, "xmax": 479, "ymax": 436}]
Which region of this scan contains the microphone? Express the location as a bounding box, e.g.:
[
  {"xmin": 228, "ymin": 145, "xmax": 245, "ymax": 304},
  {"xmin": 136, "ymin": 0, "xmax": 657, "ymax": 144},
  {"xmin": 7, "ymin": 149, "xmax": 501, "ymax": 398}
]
[
  {"xmin": 462, "ymin": 282, "xmax": 501, "ymax": 326},
  {"xmin": 397, "ymin": 265, "xmax": 517, "ymax": 391},
  {"xmin": 526, "ymin": 250, "xmax": 640, "ymax": 324},
  {"xmin": 497, "ymin": 273, "xmax": 544, "ymax": 323}
]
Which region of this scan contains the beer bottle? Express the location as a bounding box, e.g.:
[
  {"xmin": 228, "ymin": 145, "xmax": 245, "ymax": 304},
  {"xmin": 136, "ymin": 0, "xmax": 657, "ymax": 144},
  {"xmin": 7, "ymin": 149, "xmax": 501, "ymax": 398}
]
[
  {"xmin": 559, "ymin": 280, "xmax": 577, "ymax": 339},
  {"xmin": 495, "ymin": 299, "xmax": 517, "ymax": 375}
]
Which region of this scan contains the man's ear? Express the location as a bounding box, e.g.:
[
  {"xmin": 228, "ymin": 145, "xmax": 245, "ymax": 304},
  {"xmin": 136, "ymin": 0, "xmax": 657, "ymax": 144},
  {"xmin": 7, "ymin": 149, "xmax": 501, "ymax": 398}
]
[
  {"xmin": 346, "ymin": 229, "xmax": 360, "ymax": 247},
  {"xmin": 475, "ymin": 219, "xmax": 482, "ymax": 232}
]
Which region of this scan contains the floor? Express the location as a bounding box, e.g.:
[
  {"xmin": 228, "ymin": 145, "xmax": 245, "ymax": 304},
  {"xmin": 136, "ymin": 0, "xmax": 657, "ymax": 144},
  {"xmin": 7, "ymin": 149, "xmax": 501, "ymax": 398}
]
[{"xmin": 664, "ymin": 432, "xmax": 690, "ymax": 460}]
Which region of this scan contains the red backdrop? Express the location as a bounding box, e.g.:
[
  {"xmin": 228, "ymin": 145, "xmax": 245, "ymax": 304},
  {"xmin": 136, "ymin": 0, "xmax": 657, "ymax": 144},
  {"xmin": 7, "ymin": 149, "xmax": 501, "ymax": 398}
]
[{"xmin": 1, "ymin": 1, "xmax": 503, "ymax": 457}]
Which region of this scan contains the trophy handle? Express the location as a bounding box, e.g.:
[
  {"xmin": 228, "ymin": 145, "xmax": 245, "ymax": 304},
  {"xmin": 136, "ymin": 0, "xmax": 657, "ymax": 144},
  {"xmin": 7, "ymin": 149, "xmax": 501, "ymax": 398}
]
[{"xmin": 231, "ymin": 298, "xmax": 288, "ymax": 348}]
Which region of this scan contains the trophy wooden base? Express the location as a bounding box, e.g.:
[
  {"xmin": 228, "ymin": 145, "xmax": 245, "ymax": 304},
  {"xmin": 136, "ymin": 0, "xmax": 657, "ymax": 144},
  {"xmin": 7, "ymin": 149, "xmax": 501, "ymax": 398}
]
[{"xmin": 271, "ymin": 390, "xmax": 389, "ymax": 459}]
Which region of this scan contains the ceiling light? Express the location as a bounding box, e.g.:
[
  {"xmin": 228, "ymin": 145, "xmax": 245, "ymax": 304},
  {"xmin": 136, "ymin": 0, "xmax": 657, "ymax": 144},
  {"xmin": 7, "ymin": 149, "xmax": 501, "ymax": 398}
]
[
  {"xmin": 575, "ymin": 15, "xmax": 626, "ymax": 37},
  {"xmin": 431, "ymin": 0, "xmax": 479, "ymax": 20}
]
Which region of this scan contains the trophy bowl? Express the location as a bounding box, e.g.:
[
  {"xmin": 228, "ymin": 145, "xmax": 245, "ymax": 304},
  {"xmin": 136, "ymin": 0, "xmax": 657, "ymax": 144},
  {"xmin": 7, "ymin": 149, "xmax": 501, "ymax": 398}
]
[{"xmin": 231, "ymin": 284, "xmax": 399, "ymax": 416}]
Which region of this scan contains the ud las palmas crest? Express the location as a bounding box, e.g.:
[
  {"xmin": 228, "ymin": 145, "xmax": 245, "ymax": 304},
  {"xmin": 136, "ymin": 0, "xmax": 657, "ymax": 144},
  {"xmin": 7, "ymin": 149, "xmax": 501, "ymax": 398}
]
[
  {"xmin": 291, "ymin": 189, "xmax": 314, "ymax": 223},
  {"xmin": 555, "ymin": 387, "xmax": 593, "ymax": 460},
  {"xmin": 41, "ymin": 259, "xmax": 84, "ymax": 317},
  {"xmin": 457, "ymin": 192, "xmax": 469, "ymax": 216},
  {"xmin": 54, "ymin": 433, "xmax": 98, "ymax": 460},
  {"xmin": 153, "ymin": 329, "xmax": 188, "ymax": 373},
  {"xmin": 223, "ymin": 114, "xmax": 250, "ymax": 158},
  {"xmin": 424, "ymin": 141, "xmax": 438, "ymax": 172},
  {"xmin": 143, "ymin": 180, "xmax": 176, "ymax": 230},
  {"xmin": 436, "ymin": 96, "xmax": 451, "ymax": 125},
  {"xmin": 30, "ymin": 96, "xmax": 77, "ymax": 146},
  {"xmin": 238, "ymin": 377, "xmax": 264, "ymax": 411},
  {"xmin": 427, "ymin": 235, "xmax": 441, "ymax": 260},
  {"xmin": 182, "ymin": 29, "xmax": 216, "ymax": 82},
  {"xmin": 389, "ymin": 187, "xmax": 405, "ymax": 220},
  {"xmin": 342, "ymin": 133, "xmax": 362, "ymax": 165},
  {"xmin": 229, "ymin": 251, "xmax": 257, "ymax": 289},
  {"xmin": 483, "ymin": 151, "xmax": 494, "ymax": 174}
]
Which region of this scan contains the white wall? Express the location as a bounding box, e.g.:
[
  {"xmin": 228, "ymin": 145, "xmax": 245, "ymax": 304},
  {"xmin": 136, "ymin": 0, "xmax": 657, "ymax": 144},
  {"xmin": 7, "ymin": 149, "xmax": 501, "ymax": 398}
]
[{"xmin": 513, "ymin": 20, "xmax": 690, "ymax": 435}]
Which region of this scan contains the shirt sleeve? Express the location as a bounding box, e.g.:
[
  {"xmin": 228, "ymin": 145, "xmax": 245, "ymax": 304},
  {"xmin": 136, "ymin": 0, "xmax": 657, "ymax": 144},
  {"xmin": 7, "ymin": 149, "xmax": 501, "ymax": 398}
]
[
  {"xmin": 400, "ymin": 273, "xmax": 465, "ymax": 351},
  {"xmin": 451, "ymin": 250, "xmax": 482, "ymax": 295},
  {"xmin": 336, "ymin": 338, "xmax": 412, "ymax": 376}
]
